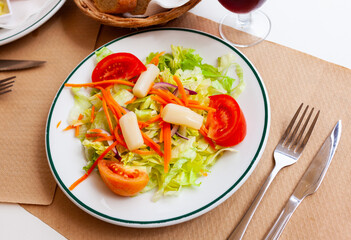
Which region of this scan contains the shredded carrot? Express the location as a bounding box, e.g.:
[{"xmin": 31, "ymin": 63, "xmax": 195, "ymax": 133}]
[
  {"xmin": 78, "ymin": 114, "xmax": 84, "ymax": 120},
  {"xmin": 63, "ymin": 125, "xmax": 75, "ymax": 131},
  {"xmin": 90, "ymin": 105, "xmax": 95, "ymax": 123},
  {"xmin": 94, "ymin": 136, "xmax": 115, "ymax": 142},
  {"xmin": 85, "ymin": 133, "xmax": 109, "ymax": 138},
  {"xmin": 75, "ymin": 125, "xmax": 80, "ymax": 137},
  {"xmin": 101, "ymin": 98, "xmax": 114, "ymax": 134},
  {"xmin": 88, "ymin": 129, "xmax": 103, "ymax": 133},
  {"xmin": 164, "ymin": 90, "xmax": 185, "ymax": 106},
  {"xmin": 65, "ymin": 79, "xmax": 135, "ymax": 88},
  {"xmin": 132, "ymin": 149, "xmax": 157, "ymax": 155},
  {"xmin": 69, "ymin": 141, "xmax": 118, "ymax": 191},
  {"xmin": 200, "ymin": 169, "xmax": 208, "ymax": 177},
  {"xmin": 163, "ymin": 122, "xmax": 171, "ymax": 173},
  {"xmin": 98, "ymin": 87, "xmax": 123, "ymax": 119},
  {"xmin": 151, "ymin": 95, "xmax": 168, "ymax": 105},
  {"xmin": 173, "ymin": 75, "xmax": 188, "ymax": 106},
  {"xmin": 141, "ymin": 132, "xmax": 163, "ymax": 157},
  {"xmin": 56, "ymin": 121, "xmax": 62, "ymax": 128},
  {"xmin": 113, "ymin": 126, "xmax": 128, "ymax": 148},
  {"xmin": 188, "ymin": 99, "xmax": 200, "ymax": 105},
  {"xmin": 145, "ymin": 114, "xmax": 161, "ymax": 125},
  {"xmin": 125, "ymin": 96, "xmax": 137, "ymax": 105},
  {"xmin": 188, "ymin": 104, "xmax": 216, "ymax": 112},
  {"xmin": 149, "ymin": 51, "xmax": 165, "ymax": 66}
]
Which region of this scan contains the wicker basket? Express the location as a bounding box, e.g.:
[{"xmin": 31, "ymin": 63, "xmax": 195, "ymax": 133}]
[{"xmin": 73, "ymin": 0, "xmax": 202, "ymax": 28}]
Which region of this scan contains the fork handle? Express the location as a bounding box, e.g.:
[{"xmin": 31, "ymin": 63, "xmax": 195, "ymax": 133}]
[
  {"xmin": 227, "ymin": 164, "xmax": 282, "ymax": 240},
  {"xmin": 264, "ymin": 196, "xmax": 302, "ymax": 240}
]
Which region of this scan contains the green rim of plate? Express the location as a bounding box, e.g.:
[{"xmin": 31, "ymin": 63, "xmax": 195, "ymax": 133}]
[
  {"xmin": 46, "ymin": 28, "xmax": 270, "ymax": 226},
  {"xmin": 0, "ymin": 0, "xmax": 65, "ymax": 43}
]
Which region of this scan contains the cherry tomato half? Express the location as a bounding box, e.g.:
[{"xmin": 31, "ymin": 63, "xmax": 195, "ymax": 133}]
[
  {"xmin": 206, "ymin": 94, "xmax": 246, "ymax": 147},
  {"xmin": 92, "ymin": 53, "xmax": 147, "ymax": 82},
  {"xmin": 98, "ymin": 160, "xmax": 149, "ymax": 197}
]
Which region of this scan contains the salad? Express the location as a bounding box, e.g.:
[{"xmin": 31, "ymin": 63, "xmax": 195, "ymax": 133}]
[{"xmin": 64, "ymin": 45, "xmax": 246, "ymax": 201}]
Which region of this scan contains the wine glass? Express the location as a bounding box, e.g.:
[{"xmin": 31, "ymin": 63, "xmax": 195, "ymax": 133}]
[{"xmin": 218, "ymin": 0, "xmax": 271, "ymax": 47}]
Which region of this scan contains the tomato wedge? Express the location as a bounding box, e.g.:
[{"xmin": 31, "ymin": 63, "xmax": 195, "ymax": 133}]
[
  {"xmin": 92, "ymin": 53, "xmax": 146, "ymax": 83},
  {"xmin": 206, "ymin": 94, "xmax": 246, "ymax": 147},
  {"xmin": 98, "ymin": 160, "xmax": 149, "ymax": 197}
]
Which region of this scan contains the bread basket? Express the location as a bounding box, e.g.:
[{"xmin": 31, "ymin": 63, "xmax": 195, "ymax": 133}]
[{"xmin": 73, "ymin": 0, "xmax": 202, "ymax": 28}]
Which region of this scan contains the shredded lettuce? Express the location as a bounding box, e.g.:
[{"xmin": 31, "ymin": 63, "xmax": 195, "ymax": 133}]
[{"xmin": 95, "ymin": 47, "xmax": 113, "ymax": 63}]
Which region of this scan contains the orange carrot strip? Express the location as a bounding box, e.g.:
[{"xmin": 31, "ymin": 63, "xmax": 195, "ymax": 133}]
[
  {"xmin": 88, "ymin": 129, "xmax": 103, "ymax": 133},
  {"xmin": 101, "ymin": 98, "xmax": 114, "ymax": 134},
  {"xmin": 85, "ymin": 133, "xmax": 109, "ymax": 138},
  {"xmin": 93, "ymin": 136, "xmax": 115, "ymax": 142},
  {"xmin": 132, "ymin": 149, "xmax": 157, "ymax": 155},
  {"xmin": 149, "ymin": 51, "xmax": 165, "ymax": 66},
  {"xmin": 56, "ymin": 121, "xmax": 62, "ymax": 128},
  {"xmin": 69, "ymin": 141, "xmax": 118, "ymax": 191},
  {"xmin": 98, "ymin": 87, "xmax": 123, "ymax": 119},
  {"xmin": 65, "ymin": 80, "xmax": 135, "ymax": 88},
  {"xmin": 114, "ymin": 126, "xmax": 128, "ymax": 148},
  {"xmin": 125, "ymin": 96, "xmax": 137, "ymax": 105},
  {"xmin": 90, "ymin": 105, "xmax": 95, "ymax": 123},
  {"xmin": 188, "ymin": 104, "xmax": 216, "ymax": 112},
  {"xmin": 78, "ymin": 114, "xmax": 84, "ymax": 120},
  {"xmin": 141, "ymin": 132, "xmax": 163, "ymax": 157},
  {"xmin": 188, "ymin": 99, "xmax": 200, "ymax": 105},
  {"xmin": 163, "ymin": 122, "xmax": 171, "ymax": 173},
  {"xmin": 173, "ymin": 75, "xmax": 188, "ymax": 106},
  {"xmin": 63, "ymin": 125, "xmax": 75, "ymax": 131},
  {"xmin": 151, "ymin": 95, "xmax": 168, "ymax": 105},
  {"xmin": 145, "ymin": 114, "xmax": 161, "ymax": 125},
  {"xmin": 75, "ymin": 126, "xmax": 80, "ymax": 137}
]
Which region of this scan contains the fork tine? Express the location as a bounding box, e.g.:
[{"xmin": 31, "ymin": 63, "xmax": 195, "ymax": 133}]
[
  {"xmin": 296, "ymin": 110, "xmax": 320, "ymax": 153},
  {"xmin": 285, "ymin": 105, "xmax": 309, "ymax": 147},
  {"xmin": 0, "ymin": 89, "xmax": 12, "ymax": 96},
  {"xmin": 0, "ymin": 76, "xmax": 16, "ymax": 84},
  {"xmin": 0, "ymin": 76, "xmax": 16, "ymax": 96},
  {"xmin": 278, "ymin": 103, "xmax": 304, "ymax": 145},
  {"xmin": 0, "ymin": 83, "xmax": 14, "ymax": 92},
  {"xmin": 290, "ymin": 107, "xmax": 314, "ymax": 149}
]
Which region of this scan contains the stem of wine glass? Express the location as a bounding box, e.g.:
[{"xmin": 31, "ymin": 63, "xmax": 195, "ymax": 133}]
[{"xmin": 237, "ymin": 13, "xmax": 252, "ymax": 28}]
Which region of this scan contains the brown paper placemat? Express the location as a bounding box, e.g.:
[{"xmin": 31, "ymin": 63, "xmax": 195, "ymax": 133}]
[
  {"xmin": 0, "ymin": 1, "xmax": 100, "ymax": 205},
  {"xmin": 22, "ymin": 13, "xmax": 351, "ymax": 239}
]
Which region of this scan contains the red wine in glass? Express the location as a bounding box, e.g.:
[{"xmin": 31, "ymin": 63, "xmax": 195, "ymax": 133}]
[
  {"xmin": 218, "ymin": 0, "xmax": 271, "ymax": 47},
  {"xmin": 218, "ymin": 0, "xmax": 267, "ymax": 14}
]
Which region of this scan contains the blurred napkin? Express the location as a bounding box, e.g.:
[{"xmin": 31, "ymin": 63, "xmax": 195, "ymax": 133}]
[{"xmin": 0, "ymin": 0, "xmax": 49, "ymax": 29}]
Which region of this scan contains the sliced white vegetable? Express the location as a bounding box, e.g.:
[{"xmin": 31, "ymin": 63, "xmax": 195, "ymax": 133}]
[
  {"xmin": 133, "ymin": 64, "xmax": 160, "ymax": 98},
  {"xmin": 161, "ymin": 103, "xmax": 203, "ymax": 130},
  {"xmin": 119, "ymin": 111, "xmax": 144, "ymax": 151}
]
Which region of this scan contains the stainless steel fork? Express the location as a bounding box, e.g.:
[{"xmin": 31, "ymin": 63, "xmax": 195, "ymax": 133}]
[
  {"xmin": 227, "ymin": 103, "xmax": 320, "ymax": 240},
  {"xmin": 0, "ymin": 76, "xmax": 16, "ymax": 96}
]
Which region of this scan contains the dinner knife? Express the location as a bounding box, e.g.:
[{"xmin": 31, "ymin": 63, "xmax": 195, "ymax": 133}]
[
  {"xmin": 265, "ymin": 120, "xmax": 342, "ymax": 240},
  {"xmin": 0, "ymin": 59, "xmax": 46, "ymax": 71}
]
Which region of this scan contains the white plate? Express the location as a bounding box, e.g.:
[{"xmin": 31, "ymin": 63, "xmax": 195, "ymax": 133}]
[
  {"xmin": 0, "ymin": 0, "xmax": 65, "ymax": 46},
  {"xmin": 46, "ymin": 28, "xmax": 270, "ymax": 228}
]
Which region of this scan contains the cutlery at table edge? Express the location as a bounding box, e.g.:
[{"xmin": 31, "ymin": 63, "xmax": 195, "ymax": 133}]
[
  {"xmin": 0, "ymin": 59, "xmax": 46, "ymax": 71},
  {"xmin": 227, "ymin": 103, "xmax": 319, "ymax": 240},
  {"xmin": 264, "ymin": 120, "xmax": 341, "ymax": 240}
]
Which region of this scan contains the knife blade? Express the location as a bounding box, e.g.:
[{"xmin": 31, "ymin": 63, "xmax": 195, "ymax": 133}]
[
  {"xmin": 265, "ymin": 120, "xmax": 342, "ymax": 240},
  {"xmin": 0, "ymin": 59, "xmax": 46, "ymax": 71}
]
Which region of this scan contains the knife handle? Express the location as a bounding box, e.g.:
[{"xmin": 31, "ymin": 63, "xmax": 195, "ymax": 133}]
[{"xmin": 264, "ymin": 196, "xmax": 302, "ymax": 240}]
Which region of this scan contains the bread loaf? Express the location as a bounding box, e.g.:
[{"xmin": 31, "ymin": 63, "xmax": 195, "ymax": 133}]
[
  {"xmin": 93, "ymin": 0, "xmax": 137, "ymax": 14},
  {"xmin": 129, "ymin": 0, "xmax": 151, "ymax": 15}
]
